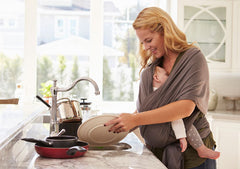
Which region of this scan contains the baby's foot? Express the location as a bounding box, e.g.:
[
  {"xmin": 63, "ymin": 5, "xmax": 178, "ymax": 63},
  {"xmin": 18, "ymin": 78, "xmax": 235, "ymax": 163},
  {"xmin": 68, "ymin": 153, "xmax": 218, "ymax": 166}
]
[{"xmin": 197, "ymin": 145, "xmax": 220, "ymax": 159}]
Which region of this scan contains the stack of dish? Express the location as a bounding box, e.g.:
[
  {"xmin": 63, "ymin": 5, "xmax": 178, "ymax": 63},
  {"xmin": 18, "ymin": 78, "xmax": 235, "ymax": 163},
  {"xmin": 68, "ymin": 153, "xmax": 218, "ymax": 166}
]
[{"xmin": 77, "ymin": 114, "xmax": 128, "ymax": 146}]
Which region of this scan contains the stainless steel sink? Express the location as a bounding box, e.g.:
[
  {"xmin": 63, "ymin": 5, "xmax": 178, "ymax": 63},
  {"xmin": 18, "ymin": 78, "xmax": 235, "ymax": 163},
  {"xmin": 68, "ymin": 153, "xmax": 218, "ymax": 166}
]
[{"xmin": 89, "ymin": 142, "xmax": 131, "ymax": 150}]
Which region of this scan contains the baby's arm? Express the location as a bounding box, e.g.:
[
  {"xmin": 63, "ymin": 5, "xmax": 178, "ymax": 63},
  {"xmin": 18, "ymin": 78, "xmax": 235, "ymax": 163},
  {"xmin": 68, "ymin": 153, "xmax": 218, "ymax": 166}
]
[{"xmin": 171, "ymin": 119, "xmax": 187, "ymax": 152}]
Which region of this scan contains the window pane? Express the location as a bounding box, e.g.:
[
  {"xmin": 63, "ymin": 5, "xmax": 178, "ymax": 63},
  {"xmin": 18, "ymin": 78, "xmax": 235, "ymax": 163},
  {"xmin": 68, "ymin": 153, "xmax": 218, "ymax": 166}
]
[
  {"xmin": 37, "ymin": 0, "xmax": 91, "ymax": 100},
  {"xmin": 0, "ymin": 0, "xmax": 24, "ymax": 98},
  {"xmin": 103, "ymin": 0, "xmax": 155, "ymax": 101}
]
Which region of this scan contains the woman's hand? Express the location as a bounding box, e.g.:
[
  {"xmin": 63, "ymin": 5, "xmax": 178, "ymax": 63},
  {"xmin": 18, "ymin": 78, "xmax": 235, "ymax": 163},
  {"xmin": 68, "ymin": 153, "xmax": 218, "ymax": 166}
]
[{"xmin": 104, "ymin": 113, "xmax": 138, "ymax": 133}]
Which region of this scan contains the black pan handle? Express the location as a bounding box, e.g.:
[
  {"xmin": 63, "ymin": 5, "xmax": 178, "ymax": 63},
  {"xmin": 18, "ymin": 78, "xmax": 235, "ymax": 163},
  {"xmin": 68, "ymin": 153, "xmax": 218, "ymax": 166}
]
[
  {"xmin": 21, "ymin": 138, "xmax": 53, "ymax": 147},
  {"xmin": 66, "ymin": 146, "xmax": 87, "ymax": 155},
  {"xmin": 36, "ymin": 95, "xmax": 51, "ymax": 108}
]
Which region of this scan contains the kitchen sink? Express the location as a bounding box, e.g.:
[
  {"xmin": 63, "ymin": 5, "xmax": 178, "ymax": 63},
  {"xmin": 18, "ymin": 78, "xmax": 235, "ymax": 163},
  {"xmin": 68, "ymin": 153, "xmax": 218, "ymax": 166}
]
[{"xmin": 89, "ymin": 142, "xmax": 131, "ymax": 150}]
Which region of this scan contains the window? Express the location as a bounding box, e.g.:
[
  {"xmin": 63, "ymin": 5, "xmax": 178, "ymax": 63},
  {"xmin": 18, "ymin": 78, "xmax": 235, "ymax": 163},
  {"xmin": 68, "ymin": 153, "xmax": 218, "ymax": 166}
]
[
  {"xmin": 37, "ymin": 0, "xmax": 90, "ymax": 100},
  {"xmin": 0, "ymin": 0, "xmax": 24, "ymax": 98},
  {"xmin": 1, "ymin": 0, "xmax": 163, "ymax": 110},
  {"xmin": 102, "ymin": 0, "xmax": 157, "ymax": 102},
  {"xmin": 54, "ymin": 16, "xmax": 78, "ymax": 38},
  {"xmin": 55, "ymin": 17, "xmax": 65, "ymax": 38},
  {"xmin": 69, "ymin": 18, "xmax": 78, "ymax": 36},
  {"xmin": 37, "ymin": 0, "xmax": 159, "ymax": 104}
]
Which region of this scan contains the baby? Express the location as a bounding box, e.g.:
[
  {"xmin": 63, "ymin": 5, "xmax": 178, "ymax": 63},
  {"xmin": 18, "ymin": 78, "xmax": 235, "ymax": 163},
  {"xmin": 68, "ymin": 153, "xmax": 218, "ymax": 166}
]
[{"xmin": 153, "ymin": 66, "xmax": 220, "ymax": 159}]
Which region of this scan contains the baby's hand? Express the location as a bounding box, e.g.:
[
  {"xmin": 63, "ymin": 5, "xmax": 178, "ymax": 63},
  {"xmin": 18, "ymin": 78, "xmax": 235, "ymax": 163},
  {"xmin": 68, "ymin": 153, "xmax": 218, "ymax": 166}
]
[{"xmin": 179, "ymin": 137, "xmax": 187, "ymax": 152}]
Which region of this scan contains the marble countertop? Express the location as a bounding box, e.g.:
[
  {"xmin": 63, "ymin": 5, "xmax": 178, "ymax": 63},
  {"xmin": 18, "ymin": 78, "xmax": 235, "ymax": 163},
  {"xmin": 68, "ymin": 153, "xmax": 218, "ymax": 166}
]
[
  {"xmin": 207, "ymin": 110, "xmax": 240, "ymax": 121},
  {"xmin": 30, "ymin": 134, "xmax": 167, "ymax": 169},
  {"xmin": 1, "ymin": 101, "xmax": 239, "ymax": 169},
  {"xmin": 0, "ymin": 103, "xmax": 47, "ymax": 145},
  {"xmin": 0, "ymin": 111, "xmax": 167, "ymax": 169}
]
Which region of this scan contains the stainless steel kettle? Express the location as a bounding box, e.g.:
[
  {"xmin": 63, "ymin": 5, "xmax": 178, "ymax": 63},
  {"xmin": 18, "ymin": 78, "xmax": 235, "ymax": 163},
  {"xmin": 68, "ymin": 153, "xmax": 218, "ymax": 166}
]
[{"xmin": 57, "ymin": 98, "xmax": 82, "ymax": 123}]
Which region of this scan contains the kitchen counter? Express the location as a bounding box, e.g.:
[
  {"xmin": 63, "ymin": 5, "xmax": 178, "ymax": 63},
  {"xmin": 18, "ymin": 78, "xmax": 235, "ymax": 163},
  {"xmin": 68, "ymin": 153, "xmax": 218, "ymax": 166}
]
[
  {"xmin": 1, "ymin": 103, "xmax": 239, "ymax": 169},
  {"xmin": 0, "ymin": 109, "xmax": 167, "ymax": 169},
  {"xmin": 31, "ymin": 134, "xmax": 166, "ymax": 169},
  {"xmin": 207, "ymin": 110, "xmax": 240, "ymax": 121},
  {"xmin": 0, "ymin": 103, "xmax": 47, "ymax": 146}
]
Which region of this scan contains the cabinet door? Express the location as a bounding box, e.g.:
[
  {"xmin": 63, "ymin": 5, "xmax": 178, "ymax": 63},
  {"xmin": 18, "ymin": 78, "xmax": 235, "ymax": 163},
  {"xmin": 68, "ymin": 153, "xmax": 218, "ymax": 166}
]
[
  {"xmin": 211, "ymin": 119, "xmax": 240, "ymax": 169},
  {"xmin": 181, "ymin": 1, "xmax": 232, "ymax": 70},
  {"xmin": 232, "ymin": 1, "xmax": 240, "ymax": 71}
]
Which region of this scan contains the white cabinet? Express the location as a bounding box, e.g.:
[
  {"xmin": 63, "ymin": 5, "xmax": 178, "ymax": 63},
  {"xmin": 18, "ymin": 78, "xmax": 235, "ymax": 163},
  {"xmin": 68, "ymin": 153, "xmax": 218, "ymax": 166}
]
[
  {"xmin": 178, "ymin": 0, "xmax": 240, "ymax": 71},
  {"xmin": 211, "ymin": 119, "xmax": 240, "ymax": 169},
  {"xmin": 207, "ymin": 113, "xmax": 240, "ymax": 169},
  {"xmin": 232, "ymin": 1, "xmax": 240, "ymax": 72}
]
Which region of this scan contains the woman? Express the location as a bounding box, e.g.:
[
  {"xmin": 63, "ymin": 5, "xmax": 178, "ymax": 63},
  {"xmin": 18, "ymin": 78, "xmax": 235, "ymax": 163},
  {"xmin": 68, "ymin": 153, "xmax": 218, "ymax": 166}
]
[{"xmin": 104, "ymin": 7, "xmax": 219, "ymax": 169}]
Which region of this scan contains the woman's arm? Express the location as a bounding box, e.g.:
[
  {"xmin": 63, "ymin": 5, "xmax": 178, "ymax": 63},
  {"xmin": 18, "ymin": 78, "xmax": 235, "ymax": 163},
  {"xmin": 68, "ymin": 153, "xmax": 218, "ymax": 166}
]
[
  {"xmin": 104, "ymin": 99, "xmax": 195, "ymax": 132},
  {"xmin": 137, "ymin": 99, "xmax": 195, "ymax": 125}
]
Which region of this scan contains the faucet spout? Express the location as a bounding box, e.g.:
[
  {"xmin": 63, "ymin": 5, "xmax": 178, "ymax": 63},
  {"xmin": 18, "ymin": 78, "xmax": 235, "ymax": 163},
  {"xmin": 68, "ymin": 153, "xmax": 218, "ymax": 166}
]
[{"xmin": 57, "ymin": 77, "xmax": 100, "ymax": 95}]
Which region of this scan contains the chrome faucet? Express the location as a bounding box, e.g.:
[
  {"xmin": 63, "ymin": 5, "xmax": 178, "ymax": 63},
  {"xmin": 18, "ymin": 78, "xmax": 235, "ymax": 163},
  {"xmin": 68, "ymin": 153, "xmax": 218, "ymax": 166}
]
[{"xmin": 50, "ymin": 77, "xmax": 100, "ymax": 136}]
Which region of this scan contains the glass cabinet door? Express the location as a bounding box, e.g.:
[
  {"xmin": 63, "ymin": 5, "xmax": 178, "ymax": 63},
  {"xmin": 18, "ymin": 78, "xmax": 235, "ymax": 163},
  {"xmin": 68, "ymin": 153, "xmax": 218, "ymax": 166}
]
[{"xmin": 182, "ymin": 1, "xmax": 232, "ymax": 68}]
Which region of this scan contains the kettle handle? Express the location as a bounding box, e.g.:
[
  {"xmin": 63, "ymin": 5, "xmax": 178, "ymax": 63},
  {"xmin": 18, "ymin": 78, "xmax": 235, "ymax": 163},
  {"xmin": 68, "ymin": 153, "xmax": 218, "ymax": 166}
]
[
  {"xmin": 57, "ymin": 98, "xmax": 73, "ymax": 108},
  {"xmin": 57, "ymin": 97, "xmax": 71, "ymax": 103}
]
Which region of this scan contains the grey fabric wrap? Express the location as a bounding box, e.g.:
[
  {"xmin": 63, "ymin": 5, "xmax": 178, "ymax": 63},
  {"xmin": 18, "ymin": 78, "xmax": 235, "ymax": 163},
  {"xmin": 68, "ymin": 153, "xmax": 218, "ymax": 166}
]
[
  {"xmin": 136, "ymin": 47, "xmax": 211, "ymax": 148},
  {"xmin": 161, "ymin": 142, "xmax": 184, "ymax": 169}
]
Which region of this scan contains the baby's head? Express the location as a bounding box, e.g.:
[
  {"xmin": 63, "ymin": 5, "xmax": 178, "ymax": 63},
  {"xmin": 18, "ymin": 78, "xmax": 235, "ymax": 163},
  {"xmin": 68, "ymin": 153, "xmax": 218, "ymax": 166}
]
[{"xmin": 153, "ymin": 66, "xmax": 168, "ymax": 89}]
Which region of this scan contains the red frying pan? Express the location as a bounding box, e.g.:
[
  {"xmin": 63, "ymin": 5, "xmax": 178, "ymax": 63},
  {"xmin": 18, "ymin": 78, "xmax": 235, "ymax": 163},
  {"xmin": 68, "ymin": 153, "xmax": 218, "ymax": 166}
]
[
  {"xmin": 22, "ymin": 136, "xmax": 88, "ymax": 159},
  {"xmin": 34, "ymin": 141, "xmax": 88, "ymax": 159}
]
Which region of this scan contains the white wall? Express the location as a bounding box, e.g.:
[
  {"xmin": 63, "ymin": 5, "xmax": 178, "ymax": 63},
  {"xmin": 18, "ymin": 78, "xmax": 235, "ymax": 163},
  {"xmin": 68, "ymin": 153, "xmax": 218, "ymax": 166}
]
[{"xmin": 209, "ymin": 72, "xmax": 240, "ymax": 111}]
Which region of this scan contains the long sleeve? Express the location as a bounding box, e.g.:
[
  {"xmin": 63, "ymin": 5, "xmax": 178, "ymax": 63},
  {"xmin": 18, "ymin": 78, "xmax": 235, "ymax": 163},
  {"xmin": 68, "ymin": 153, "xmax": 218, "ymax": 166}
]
[{"xmin": 171, "ymin": 119, "xmax": 186, "ymax": 139}]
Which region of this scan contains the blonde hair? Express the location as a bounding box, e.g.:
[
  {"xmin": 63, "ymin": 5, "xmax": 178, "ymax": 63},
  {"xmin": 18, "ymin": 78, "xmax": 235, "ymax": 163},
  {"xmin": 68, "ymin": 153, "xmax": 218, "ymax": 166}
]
[{"xmin": 133, "ymin": 7, "xmax": 195, "ymax": 71}]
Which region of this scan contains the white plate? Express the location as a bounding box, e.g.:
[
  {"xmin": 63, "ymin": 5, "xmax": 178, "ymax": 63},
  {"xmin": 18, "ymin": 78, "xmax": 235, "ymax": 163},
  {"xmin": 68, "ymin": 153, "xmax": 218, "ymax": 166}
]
[{"xmin": 77, "ymin": 114, "xmax": 128, "ymax": 146}]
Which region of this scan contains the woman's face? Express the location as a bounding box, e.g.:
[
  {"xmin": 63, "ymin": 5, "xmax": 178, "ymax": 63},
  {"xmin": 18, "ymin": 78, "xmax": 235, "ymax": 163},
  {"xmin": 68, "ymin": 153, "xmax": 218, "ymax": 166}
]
[{"xmin": 136, "ymin": 28, "xmax": 165, "ymax": 58}]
